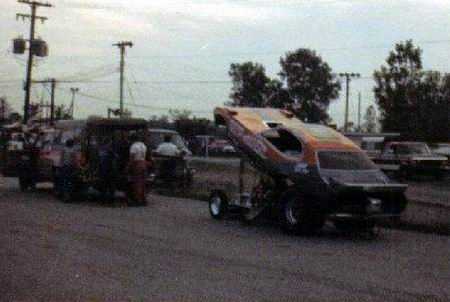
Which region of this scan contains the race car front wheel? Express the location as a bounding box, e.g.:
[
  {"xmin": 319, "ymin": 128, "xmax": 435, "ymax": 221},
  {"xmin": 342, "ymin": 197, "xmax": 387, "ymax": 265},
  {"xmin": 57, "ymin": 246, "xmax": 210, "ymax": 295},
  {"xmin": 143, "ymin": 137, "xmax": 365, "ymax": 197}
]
[
  {"xmin": 209, "ymin": 190, "xmax": 228, "ymax": 220},
  {"xmin": 280, "ymin": 193, "xmax": 324, "ymax": 235}
]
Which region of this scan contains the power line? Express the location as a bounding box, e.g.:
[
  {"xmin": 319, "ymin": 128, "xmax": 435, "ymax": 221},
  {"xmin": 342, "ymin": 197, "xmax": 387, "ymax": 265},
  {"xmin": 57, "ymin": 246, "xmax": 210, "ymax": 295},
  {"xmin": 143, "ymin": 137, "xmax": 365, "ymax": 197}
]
[
  {"xmin": 126, "ymin": 39, "xmax": 450, "ymax": 59},
  {"xmin": 55, "ymin": 87, "xmax": 211, "ymax": 114}
]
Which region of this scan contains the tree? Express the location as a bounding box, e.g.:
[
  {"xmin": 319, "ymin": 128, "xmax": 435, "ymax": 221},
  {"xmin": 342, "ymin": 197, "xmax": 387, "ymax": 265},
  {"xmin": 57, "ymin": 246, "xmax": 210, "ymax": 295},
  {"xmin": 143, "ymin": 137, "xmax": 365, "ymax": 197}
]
[
  {"xmin": 279, "ymin": 49, "xmax": 341, "ymax": 123},
  {"xmin": 229, "ymin": 62, "xmax": 271, "ymax": 107},
  {"xmin": 374, "ymin": 40, "xmax": 423, "ymax": 135},
  {"xmin": 374, "ymin": 40, "xmax": 449, "ymax": 142},
  {"xmin": 363, "ymin": 105, "xmax": 377, "ymax": 133},
  {"xmin": 416, "ymin": 71, "xmax": 450, "ymax": 142},
  {"xmin": 168, "ymin": 109, "xmax": 192, "ymax": 121},
  {"xmin": 0, "ymin": 97, "xmax": 13, "ymax": 123},
  {"xmin": 122, "ymin": 109, "xmax": 133, "ymax": 119},
  {"xmin": 264, "ymin": 79, "xmax": 292, "ymax": 108},
  {"xmin": 55, "ymin": 104, "xmax": 72, "ymax": 120}
]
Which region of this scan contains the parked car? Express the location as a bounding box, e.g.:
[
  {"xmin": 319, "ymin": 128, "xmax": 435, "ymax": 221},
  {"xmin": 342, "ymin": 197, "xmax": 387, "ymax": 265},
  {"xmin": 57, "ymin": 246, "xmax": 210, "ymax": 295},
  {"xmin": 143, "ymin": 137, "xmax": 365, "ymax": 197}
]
[
  {"xmin": 192, "ymin": 135, "xmax": 236, "ymax": 156},
  {"xmin": 209, "ymin": 107, "xmax": 408, "ymax": 235},
  {"xmin": 209, "ymin": 138, "xmax": 236, "ymax": 155},
  {"xmin": 430, "ymin": 143, "xmax": 450, "ymax": 162},
  {"xmin": 373, "ymin": 141, "xmax": 449, "ymax": 180},
  {"xmin": 360, "ymin": 136, "xmax": 385, "ymax": 159}
]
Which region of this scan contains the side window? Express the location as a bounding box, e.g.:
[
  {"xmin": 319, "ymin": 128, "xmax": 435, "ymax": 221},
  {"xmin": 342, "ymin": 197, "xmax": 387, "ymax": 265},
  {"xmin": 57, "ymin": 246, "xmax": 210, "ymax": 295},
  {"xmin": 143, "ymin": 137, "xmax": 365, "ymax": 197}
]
[{"xmin": 262, "ymin": 129, "xmax": 303, "ymax": 156}]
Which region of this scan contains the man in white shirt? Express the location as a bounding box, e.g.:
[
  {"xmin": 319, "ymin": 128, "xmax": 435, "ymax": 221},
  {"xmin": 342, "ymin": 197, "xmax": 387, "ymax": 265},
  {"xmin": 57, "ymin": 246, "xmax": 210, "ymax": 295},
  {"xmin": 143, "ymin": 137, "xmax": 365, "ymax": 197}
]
[
  {"xmin": 130, "ymin": 137, "xmax": 147, "ymax": 161},
  {"xmin": 128, "ymin": 133, "xmax": 149, "ymax": 206},
  {"xmin": 155, "ymin": 135, "xmax": 180, "ymax": 157}
]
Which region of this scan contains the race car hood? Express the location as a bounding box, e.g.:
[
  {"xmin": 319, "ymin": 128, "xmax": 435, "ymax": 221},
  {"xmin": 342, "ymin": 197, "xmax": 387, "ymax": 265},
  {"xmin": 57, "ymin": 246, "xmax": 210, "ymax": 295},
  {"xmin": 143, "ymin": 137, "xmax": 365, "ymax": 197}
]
[{"xmin": 320, "ymin": 169, "xmax": 408, "ymax": 194}]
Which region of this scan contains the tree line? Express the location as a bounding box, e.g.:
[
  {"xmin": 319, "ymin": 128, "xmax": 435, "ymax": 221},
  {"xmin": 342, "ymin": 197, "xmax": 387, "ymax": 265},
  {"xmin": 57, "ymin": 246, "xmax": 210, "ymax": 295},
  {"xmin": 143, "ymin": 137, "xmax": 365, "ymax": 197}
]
[{"xmin": 228, "ymin": 40, "xmax": 450, "ymax": 142}]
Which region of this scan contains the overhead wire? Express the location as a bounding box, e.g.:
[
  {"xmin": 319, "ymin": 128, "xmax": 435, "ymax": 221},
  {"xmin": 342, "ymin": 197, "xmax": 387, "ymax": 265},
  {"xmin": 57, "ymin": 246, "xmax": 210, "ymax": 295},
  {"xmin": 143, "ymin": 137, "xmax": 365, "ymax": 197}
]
[
  {"xmin": 55, "ymin": 87, "xmax": 211, "ymax": 114},
  {"xmin": 127, "ymin": 39, "xmax": 450, "ymax": 60}
]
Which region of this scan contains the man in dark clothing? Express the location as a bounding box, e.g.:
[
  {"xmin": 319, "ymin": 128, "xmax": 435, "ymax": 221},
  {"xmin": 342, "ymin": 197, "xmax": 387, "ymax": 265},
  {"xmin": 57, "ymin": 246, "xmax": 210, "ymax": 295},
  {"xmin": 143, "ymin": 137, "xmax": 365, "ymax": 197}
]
[
  {"xmin": 98, "ymin": 138, "xmax": 118, "ymax": 202},
  {"xmin": 19, "ymin": 132, "xmax": 40, "ymax": 190}
]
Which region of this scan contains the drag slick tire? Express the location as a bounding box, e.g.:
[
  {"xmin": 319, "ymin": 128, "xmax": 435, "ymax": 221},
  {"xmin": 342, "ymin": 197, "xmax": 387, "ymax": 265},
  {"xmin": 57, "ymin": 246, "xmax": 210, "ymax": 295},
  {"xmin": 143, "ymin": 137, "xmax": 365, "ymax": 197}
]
[
  {"xmin": 209, "ymin": 190, "xmax": 228, "ymax": 220},
  {"xmin": 280, "ymin": 193, "xmax": 325, "ymax": 235}
]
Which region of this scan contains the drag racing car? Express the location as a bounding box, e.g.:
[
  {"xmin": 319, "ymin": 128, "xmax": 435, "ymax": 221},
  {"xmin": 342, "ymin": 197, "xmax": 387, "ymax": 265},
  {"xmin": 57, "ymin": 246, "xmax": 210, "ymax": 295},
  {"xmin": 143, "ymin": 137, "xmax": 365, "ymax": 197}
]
[{"xmin": 208, "ymin": 107, "xmax": 408, "ymax": 234}]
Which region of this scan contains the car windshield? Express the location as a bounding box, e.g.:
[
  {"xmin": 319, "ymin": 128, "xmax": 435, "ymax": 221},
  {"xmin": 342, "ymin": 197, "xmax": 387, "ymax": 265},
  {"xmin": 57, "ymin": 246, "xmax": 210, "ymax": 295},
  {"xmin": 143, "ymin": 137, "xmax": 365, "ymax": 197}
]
[
  {"xmin": 318, "ymin": 151, "xmax": 377, "ymax": 170},
  {"xmin": 148, "ymin": 132, "xmax": 186, "ymax": 150},
  {"xmin": 395, "ymin": 143, "xmax": 431, "ymax": 155},
  {"xmin": 431, "ymin": 144, "xmax": 450, "ymax": 155}
]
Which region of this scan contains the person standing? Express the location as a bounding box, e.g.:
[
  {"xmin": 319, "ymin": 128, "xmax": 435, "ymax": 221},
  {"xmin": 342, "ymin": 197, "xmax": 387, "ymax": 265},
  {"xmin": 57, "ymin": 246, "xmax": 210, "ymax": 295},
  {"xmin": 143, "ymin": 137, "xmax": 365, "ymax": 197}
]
[
  {"xmin": 127, "ymin": 133, "xmax": 150, "ymax": 206},
  {"xmin": 156, "ymin": 135, "xmax": 181, "ymax": 182},
  {"xmin": 156, "ymin": 135, "xmax": 180, "ymax": 157},
  {"xmin": 60, "ymin": 139, "xmax": 77, "ymax": 202},
  {"xmin": 19, "ymin": 132, "xmax": 40, "ymax": 190},
  {"xmin": 98, "ymin": 138, "xmax": 118, "ymax": 203}
]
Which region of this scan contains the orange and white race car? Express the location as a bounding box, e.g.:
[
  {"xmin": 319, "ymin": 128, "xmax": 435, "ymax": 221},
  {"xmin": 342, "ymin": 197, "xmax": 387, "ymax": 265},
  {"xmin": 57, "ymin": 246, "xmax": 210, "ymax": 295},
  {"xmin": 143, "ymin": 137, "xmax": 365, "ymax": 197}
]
[{"xmin": 209, "ymin": 107, "xmax": 408, "ymax": 235}]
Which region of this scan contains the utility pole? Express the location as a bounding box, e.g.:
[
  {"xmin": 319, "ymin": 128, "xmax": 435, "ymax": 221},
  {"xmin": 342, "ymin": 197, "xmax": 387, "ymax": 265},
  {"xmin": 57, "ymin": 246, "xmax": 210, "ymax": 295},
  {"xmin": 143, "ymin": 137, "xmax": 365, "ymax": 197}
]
[
  {"xmin": 357, "ymin": 92, "xmax": 362, "ymax": 132},
  {"xmin": 113, "ymin": 41, "xmax": 133, "ymax": 118},
  {"xmin": 33, "ymin": 78, "xmax": 56, "ymax": 125},
  {"xmin": 16, "ymin": 0, "xmax": 52, "ymax": 123},
  {"xmin": 70, "ymin": 87, "xmax": 79, "ymax": 119},
  {"xmin": 0, "ymin": 98, "xmax": 5, "ymax": 122},
  {"xmin": 50, "ymin": 78, "xmax": 55, "ymax": 125},
  {"xmin": 339, "ymin": 72, "xmax": 360, "ymax": 132}
]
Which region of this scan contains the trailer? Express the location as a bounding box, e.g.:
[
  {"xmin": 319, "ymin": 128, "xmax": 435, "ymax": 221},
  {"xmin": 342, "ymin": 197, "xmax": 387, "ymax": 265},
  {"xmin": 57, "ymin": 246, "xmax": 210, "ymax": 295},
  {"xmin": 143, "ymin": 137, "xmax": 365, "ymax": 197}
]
[{"xmin": 208, "ymin": 107, "xmax": 408, "ymax": 235}]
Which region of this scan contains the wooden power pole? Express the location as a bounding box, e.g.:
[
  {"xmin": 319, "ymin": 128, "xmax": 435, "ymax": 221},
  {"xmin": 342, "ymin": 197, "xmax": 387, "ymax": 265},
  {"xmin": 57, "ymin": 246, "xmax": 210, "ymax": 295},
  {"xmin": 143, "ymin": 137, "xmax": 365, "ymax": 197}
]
[
  {"xmin": 16, "ymin": 0, "xmax": 52, "ymax": 123},
  {"xmin": 69, "ymin": 87, "xmax": 79, "ymax": 119},
  {"xmin": 339, "ymin": 72, "xmax": 360, "ymax": 132},
  {"xmin": 33, "ymin": 78, "xmax": 56, "ymax": 125},
  {"xmin": 358, "ymin": 92, "xmax": 362, "ymax": 131},
  {"xmin": 113, "ymin": 41, "xmax": 133, "ymax": 118}
]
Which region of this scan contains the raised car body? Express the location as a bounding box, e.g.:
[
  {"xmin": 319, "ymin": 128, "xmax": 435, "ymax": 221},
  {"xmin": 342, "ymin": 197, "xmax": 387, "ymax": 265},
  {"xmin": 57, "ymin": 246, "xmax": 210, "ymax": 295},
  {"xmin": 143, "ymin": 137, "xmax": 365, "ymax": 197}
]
[{"xmin": 213, "ymin": 107, "xmax": 408, "ymax": 228}]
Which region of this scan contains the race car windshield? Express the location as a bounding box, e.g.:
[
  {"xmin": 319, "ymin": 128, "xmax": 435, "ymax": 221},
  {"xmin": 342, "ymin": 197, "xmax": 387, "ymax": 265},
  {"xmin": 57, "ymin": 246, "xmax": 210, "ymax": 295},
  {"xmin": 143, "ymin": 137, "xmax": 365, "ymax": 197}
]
[{"xmin": 318, "ymin": 151, "xmax": 377, "ymax": 170}]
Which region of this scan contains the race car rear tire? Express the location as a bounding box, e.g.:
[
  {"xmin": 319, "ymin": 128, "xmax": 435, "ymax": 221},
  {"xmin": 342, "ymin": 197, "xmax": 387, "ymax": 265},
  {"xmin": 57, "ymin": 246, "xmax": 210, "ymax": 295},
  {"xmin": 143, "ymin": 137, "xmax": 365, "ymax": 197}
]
[
  {"xmin": 209, "ymin": 190, "xmax": 228, "ymax": 220},
  {"xmin": 280, "ymin": 194, "xmax": 325, "ymax": 235}
]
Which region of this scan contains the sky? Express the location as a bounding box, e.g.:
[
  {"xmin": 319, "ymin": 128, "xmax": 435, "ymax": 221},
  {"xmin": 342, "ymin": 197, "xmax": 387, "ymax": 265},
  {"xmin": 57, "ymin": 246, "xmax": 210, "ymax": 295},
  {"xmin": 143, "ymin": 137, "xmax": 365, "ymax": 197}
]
[{"xmin": 1, "ymin": 0, "xmax": 450, "ymax": 126}]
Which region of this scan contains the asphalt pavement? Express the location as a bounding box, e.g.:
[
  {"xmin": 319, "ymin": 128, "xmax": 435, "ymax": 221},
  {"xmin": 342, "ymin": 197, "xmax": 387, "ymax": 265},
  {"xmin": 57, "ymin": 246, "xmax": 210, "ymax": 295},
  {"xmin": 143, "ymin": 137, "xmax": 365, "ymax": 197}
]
[{"xmin": 1, "ymin": 179, "xmax": 449, "ymax": 302}]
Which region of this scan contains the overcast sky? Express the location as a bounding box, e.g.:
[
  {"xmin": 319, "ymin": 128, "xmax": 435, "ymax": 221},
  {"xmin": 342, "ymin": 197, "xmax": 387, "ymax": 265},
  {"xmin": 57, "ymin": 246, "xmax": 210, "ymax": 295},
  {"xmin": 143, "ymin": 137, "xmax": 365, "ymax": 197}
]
[{"xmin": 1, "ymin": 0, "xmax": 450, "ymax": 125}]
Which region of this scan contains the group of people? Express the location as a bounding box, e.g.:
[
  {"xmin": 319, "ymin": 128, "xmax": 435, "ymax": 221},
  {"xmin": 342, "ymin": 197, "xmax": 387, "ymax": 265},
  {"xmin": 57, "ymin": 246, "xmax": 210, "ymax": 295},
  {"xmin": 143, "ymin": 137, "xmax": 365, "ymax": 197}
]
[
  {"xmin": 1, "ymin": 125, "xmax": 183, "ymax": 206},
  {"xmin": 60, "ymin": 132, "xmax": 182, "ymax": 205}
]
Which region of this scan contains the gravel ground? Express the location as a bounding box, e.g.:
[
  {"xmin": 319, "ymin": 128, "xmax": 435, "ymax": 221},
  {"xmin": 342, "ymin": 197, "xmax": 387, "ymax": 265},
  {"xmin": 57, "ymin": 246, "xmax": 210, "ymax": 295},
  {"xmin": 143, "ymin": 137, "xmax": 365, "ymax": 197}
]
[
  {"xmin": 1, "ymin": 178, "xmax": 450, "ymax": 302},
  {"xmin": 406, "ymin": 180, "xmax": 450, "ymax": 205}
]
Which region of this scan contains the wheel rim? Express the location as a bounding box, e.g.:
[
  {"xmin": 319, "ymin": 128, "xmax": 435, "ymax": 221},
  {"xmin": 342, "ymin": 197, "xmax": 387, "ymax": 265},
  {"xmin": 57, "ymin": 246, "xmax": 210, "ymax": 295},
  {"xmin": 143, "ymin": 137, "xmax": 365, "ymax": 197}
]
[
  {"xmin": 285, "ymin": 200, "xmax": 301, "ymax": 226},
  {"xmin": 210, "ymin": 195, "xmax": 222, "ymax": 216}
]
